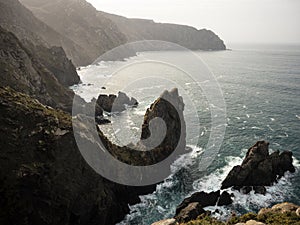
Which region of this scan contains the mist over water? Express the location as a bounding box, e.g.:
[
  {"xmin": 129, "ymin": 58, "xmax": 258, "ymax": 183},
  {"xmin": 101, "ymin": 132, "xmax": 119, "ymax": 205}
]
[{"xmin": 72, "ymin": 44, "xmax": 300, "ymax": 224}]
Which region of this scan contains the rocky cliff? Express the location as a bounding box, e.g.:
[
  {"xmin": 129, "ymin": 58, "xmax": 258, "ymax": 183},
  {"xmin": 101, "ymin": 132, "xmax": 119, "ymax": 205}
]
[
  {"xmin": 20, "ymin": 0, "xmax": 226, "ymax": 66},
  {"xmin": 0, "ymin": 0, "xmax": 91, "ymax": 66},
  {"xmin": 0, "ymin": 87, "xmax": 186, "ymax": 224},
  {"xmin": 0, "ymin": 26, "xmax": 74, "ymax": 112},
  {"xmin": 19, "ymin": 0, "xmax": 129, "ymax": 65},
  {"xmin": 100, "ymin": 12, "xmax": 226, "ymax": 51}
]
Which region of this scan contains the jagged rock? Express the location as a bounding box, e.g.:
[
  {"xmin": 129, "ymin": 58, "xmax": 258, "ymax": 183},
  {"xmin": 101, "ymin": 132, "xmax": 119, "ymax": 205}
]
[
  {"xmin": 141, "ymin": 88, "xmax": 186, "ymax": 153},
  {"xmin": 221, "ymin": 141, "xmax": 295, "ymax": 191},
  {"xmin": 101, "ymin": 88, "xmax": 186, "ymax": 166},
  {"xmin": 0, "ymin": 26, "xmax": 75, "ymax": 113},
  {"xmin": 218, "ymin": 191, "xmax": 234, "ymax": 206},
  {"xmin": 176, "ymin": 191, "xmax": 220, "ymax": 215},
  {"xmin": 96, "ymin": 91, "xmax": 138, "ymax": 112},
  {"xmin": 151, "ymin": 218, "xmax": 177, "ymax": 225},
  {"xmin": 175, "ymin": 202, "xmax": 206, "ymax": 223},
  {"xmin": 0, "ymin": 87, "xmax": 159, "ymax": 225}
]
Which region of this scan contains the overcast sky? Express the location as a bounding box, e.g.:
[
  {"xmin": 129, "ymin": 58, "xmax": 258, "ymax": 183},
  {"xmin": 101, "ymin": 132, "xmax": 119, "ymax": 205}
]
[{"xmin": 86, "ymin": 0, "xmax": 300, "ymax": 45}]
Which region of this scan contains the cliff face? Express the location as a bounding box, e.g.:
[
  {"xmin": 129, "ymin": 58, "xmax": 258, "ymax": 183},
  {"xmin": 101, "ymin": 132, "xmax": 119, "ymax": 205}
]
[
  {"xmin": 0, "ymin": 26, "xmax": 74, "ymax": 112},
  {"xmin": 20, "ymin": 0, "xmax": 226, "ymax": 67},
  {"xmin": 0, "ymin": 87, "xmax": 149, "ymax": 225},
  {"xmin": 19, "ymin": 0, "xmax": 128, "ymax": 65},
  {"xmin": 0, "ymin": 0, "xmax": 91, "ymax": 66},
  {"xmin": 0, "ymin": 0, "xmax": 81, "ymax": 87},
  {"xmin": 99, "ymin": 12, "xmax": 226, "ymax": 51}
]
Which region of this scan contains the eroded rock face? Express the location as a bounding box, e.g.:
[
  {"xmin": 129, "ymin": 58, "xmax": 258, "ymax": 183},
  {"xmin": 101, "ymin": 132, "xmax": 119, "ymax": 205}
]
[
  {"xmin": 141, "ymin": 88, "xmax": 186, "ymax": 154},
  {"xmin": 0, "ymin": 87, "xmax": 186, "ymax": 224},
  {"xmin": 0, "ymin": 87, "xmax": 151, "ymax": 225},
  {"xmin": 221, "ymin": 141, "xmax": 295, "ymax": 191},
  {"xmin": 0, "ymin": 26, "xmax": 75, "ymax": 113},
  {"xmin": 96, "ymin": 91, "xmax": 138, "ymax": 112}
]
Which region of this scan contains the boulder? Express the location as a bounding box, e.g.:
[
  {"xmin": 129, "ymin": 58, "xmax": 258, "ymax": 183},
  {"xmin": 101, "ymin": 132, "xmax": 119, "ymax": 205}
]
[
  {"xmin": 174, "ymin": 202, "xmax": 206, "ymax": 223},
  {"xmin": 253, "ymin": 186, "xmax": 266, "ymax": 195},
  {"xmin": 221, "ymin": 141, "xmax": 295, "ymax": 191},
  {"xmin": 218, "ymin": 191, "xmax": 234, "ymax": 206},
  {"xmin": 96, "ymin": 91, "xmax": 138, "ymax": 112},
  {"xmin": 176, "ymin": 191, "xmax": 220, "ymax": 215}
]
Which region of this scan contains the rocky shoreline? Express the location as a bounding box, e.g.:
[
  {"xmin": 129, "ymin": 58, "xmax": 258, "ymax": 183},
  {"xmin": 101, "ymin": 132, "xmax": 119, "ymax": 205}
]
[
  {"xmin": 152, "ymin": 141, "xmax": 298, "ymax": 225},
  {"xmin": 153, "ymin": 202, "xmax": 300, "ymax": 225}
]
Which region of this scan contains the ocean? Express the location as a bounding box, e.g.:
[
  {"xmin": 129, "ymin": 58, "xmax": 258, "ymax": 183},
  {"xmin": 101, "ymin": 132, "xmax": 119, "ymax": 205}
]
[{"xmin": 72, "ymin": 43, "xmax": 300, "ymax": 224}]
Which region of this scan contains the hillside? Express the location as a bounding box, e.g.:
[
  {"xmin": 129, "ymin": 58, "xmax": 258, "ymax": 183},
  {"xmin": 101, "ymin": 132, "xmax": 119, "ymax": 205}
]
[
  {"xmin": 20, "ymin": 0, "xmax": 226, "ymax": 66},
  {"xmin": 100, "ymin": 12, "xmax": 226, "ymax": 51},
  {"xmin": 0, "ymin": 0, "xmax": 91, "ymax": 66},
  {"xmin": 0, "ymin": 26, "xmax": 74, "ymax": 112},
  {"xmin": 19, "ymin": 0, "xmax": 128, "ymax": 65}
]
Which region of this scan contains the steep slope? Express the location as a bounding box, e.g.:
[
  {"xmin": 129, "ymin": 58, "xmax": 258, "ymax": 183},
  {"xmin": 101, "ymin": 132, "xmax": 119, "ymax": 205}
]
[
  {"xmin": 0, "ymin": 86, "xmax": 186, "ymax": 225},
  {"xmin": 19, "ymin": 0, "xmax": 128, "ymax": 64},
  {"xmin": 0, "ymin": 87, "xmax": 135, "ymax": 225},
  {"xmin": 0, "ymin": 0, "xmax": 91, "ymax": 66},
  {"xmin": 100, "ymin": 12, "xmax": 226, "ymax": 51},
  {"xmin": 0, "ymin": 26, "xmax": 74, "ymax": 112},
  {"xmin": 20, "ymin": 0, "xmax": 226, "ymax": 65}
]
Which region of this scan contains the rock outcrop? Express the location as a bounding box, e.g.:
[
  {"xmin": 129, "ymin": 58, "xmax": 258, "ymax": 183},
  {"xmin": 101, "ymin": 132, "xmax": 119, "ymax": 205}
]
[
  {"xmin": 97, "ymin": 88, "xmax": 186, "ymax": 166},
  {"xmin": 0, "ymin": 87, "xmax": 148, "ymax": 225},
  {"xmin": 96, "ymin": 91, "xmax": 138, "ymax": 113},
  {"xmin": 0, "ymin": 87, "xmax": 186, "ymax": 224},
  {"xmin": 175, "ymin": 191, "xmax": 233, "ymax": 223},
  {"xmin": 0, "ymin": 26, "xmax": 74, "ymax": 112},
  {"xmin": 221, "ymin": 141, "xmax": 295, "ymax": 191},
  {"xmin": 155, "ymin": 202, "xmax": 300, "ymax": 225}
]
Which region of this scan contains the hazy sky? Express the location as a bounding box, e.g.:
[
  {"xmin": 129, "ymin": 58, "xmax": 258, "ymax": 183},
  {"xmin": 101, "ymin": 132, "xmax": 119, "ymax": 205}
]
[{"xmin": 86, "ymin": 0, "xmax": 300, "ymax": 45}]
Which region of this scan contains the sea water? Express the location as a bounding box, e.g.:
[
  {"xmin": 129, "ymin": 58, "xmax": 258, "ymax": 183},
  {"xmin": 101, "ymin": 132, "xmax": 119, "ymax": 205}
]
[{"xmin": 72, "ymin": 43, "xmax": 300, "ymax": 224}]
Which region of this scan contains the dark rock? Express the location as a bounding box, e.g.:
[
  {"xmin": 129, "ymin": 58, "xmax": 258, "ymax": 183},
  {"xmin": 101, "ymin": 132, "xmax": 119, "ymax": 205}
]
[
  {"xmin": 0, "ymin": 26, "xmax": 74, "ymax": 113},
  {"xmin": 101, "ymin": 88, "xmax": 186, "ymax": 166},
  {"xmin": 33, "ymin": 45, "xmax": 80, "ymax": 87},
  {"xmin": 0, "ymin": 87, "xmax": 161, "ymax": 225},
  {"xmin": 176, "ymin": 191, "xmax": 220, "ymax": 215},
  {"xmin": 175, "ymin": 202, "xmax": 206, "ymax": 223},
  {"xmin": 221, "ymin": 141, "xmax": 295, "ymax": 190},
  {"xmin": 96, "ymin": 91, "xmax": 138, "ymax": 112},
  {"xmin": 218, "ymin": 191, "xmax": 234, "ymax": 206},
  {"xmin": 0, "ymin": 0, "xmax": 91, "ymax": 67},
  {"xmin": 140, "ymin": 88, "xmax": 185, "ymax": 152},
  {"xmin": 253, "ymin": 186, "xmax": 267, "ymax": 195},
  {"xmin": 241, "ymin": 186, "xmax": 253, "ymax": 194}
]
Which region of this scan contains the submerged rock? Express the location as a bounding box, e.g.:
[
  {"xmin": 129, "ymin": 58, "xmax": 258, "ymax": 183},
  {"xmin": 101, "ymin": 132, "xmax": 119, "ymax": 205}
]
[{"xmin": 221, "ymin": 141, "xmax": 295, "ymax": 191}]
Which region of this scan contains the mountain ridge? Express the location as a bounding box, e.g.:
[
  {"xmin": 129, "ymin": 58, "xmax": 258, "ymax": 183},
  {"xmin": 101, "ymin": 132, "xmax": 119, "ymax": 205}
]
[{"xmin": 20, "ymin": 0, "xmax": 226, "ymax": 66}]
